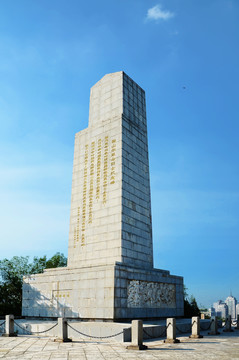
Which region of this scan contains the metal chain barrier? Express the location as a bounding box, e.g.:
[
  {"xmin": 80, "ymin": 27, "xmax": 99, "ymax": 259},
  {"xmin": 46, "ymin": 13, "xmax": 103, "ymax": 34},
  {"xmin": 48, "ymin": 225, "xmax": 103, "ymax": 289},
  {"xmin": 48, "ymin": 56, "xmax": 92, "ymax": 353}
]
[
  {"xmin": 67, "ymin": 323, "xmax": 127, "ymax": 339},
  {"xmin": 232, "ymin": 321, "xmax": 237, "ymax": 326},
  {"xmin": 0, "ymin": 321, "xmax": 5, "ymax": 333},
  {"xmin": 174, "ymin": 320, "xmax": 196, "ymax": 334},
  {"xmin": 200, "ymin": 320, "xmax": 213, "ymax": 331},
  {"xmin": 143, "ymin": 326, "xmax": 166, "ymax": 339},
  {"xmin": 175, "ymin": 325, "xmax": 192, "ymax": 334},
  {"xmin": 14, "ymin": 321, "xmax": 58, "ymax": 335},
  {"xmin": 143, "ymin": 322, "xmax": 172, "ymax": 339}
]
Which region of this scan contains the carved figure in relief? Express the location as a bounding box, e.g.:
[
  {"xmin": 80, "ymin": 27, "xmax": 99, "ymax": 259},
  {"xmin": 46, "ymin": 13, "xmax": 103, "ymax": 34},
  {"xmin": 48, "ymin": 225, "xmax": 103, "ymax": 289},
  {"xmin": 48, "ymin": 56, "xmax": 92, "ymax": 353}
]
[{"xmin": 127, "ymin": 280, "xmax": 176, "ymax": 308}]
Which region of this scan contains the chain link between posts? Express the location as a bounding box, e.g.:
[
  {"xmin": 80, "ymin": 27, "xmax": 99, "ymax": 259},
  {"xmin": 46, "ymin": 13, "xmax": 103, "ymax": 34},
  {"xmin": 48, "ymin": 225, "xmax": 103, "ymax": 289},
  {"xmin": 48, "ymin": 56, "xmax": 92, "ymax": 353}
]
[
  {"xmin": 200, "ymin": 319, "xmax": 213, "ymax": 331},
  {"xmin": 175, "ymin": 320, "xmax": 196, "ymax": 334},
  {"xmin": 67, "ymin": 323, "xmax": 128, "ymax": 339},
  {"xmin": 143, "ymin": 320, "xmax": 197, "ymax": 338},
  {"xmin": 142, "ymin": 322, "xmax": 172, "ymax": 339},
  {"xmin": 14, "ymin": 321, "xmax": 58, "ymax": 335},
  {"xmin": 0, "ymin": 321, "xmax": 5, "ymax": 332},
  {"xmin": 221, "ymin": 318, "xmax": 238, "ymax": 329},
  {"xmin": 143, "ymin": 327, "xmax": 166, "ymax": 339}
]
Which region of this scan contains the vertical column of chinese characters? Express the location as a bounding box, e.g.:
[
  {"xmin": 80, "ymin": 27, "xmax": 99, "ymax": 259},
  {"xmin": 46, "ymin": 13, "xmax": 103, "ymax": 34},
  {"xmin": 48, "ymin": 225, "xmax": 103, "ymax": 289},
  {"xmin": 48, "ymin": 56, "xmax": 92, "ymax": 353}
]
[
  {"xmin": 76, "ymin": 207, "xmax": 80, "ymax": 244},
  {"xmin": 73, "ymin": 208, "xmax": 77, "ymax": 248},
  {"xmin": 81, "ymin": 144, "xmax": 88, "ymax": 246},
  {"xmin": 110, "ymin": 139, "xmax": 116, "ymax": 184},
  {"xmin": 103, "ymin": 136, "xmax": 109, "ymax": 204},
  {"xmin": 96, "ymin": 138, "xmax": 102, "ymax": 200},
  {"xmin": 89, "ymin": 141, "xmax": 95, "ymax": 224},
  {"xmin": 73, "ymin": 207, "xmax": 80, "ymax": 248}
]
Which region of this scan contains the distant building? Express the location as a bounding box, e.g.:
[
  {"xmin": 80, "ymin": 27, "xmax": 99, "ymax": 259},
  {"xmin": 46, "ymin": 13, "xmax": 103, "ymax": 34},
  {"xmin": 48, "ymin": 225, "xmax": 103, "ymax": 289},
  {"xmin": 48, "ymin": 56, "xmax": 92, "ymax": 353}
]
[
  {"xmin": 209, "ymin": 307, "xmax": 215, "ymax": 317},
  {"xmin": 225, "ymin": 296, "xmax": 237, "ymax": 320},
  {"xmin": 212, "ymin": 300, "xmax": 228, "ymax": 319}
]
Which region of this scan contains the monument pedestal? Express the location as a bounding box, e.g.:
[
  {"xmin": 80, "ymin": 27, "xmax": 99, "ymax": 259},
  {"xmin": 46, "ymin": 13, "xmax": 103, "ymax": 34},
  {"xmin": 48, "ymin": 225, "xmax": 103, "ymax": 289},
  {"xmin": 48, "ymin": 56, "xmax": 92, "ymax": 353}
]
[{"xmin": 23, "ymin": 262, "xmax": 183, "ymax": 320}]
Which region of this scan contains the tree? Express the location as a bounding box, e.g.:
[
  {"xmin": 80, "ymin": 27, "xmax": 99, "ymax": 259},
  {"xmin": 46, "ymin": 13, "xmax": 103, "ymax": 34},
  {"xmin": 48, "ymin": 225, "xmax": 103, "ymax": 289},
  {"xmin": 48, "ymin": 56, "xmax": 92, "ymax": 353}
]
[
  {"xmin": 30, "ymin": 253, "xmax": 67, "ymax": 273},
  {"xmin": 45, "ymin": 252, "xmax": 67, "ymax": 269},
  {"xmin": 0, "ymin": 256, "xmax": 30, "ymax": 316},
  {"xmin": 0, "ymin": 253, "xmax": 67, "ymax": 316},
  {"xmin": 184, "ymin": 286, "xmax": 201, "ymax": 318}
]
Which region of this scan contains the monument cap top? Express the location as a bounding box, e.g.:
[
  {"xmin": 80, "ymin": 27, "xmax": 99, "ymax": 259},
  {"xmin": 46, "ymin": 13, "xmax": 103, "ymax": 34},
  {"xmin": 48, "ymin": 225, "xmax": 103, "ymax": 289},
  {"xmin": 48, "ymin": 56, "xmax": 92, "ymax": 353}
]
[
  {"xmin": 90, "ymin": 71, "xmax": 145, "ymax": 92},
  {"xmin": 89, "ymin": 71, "xmax": 146, "ymax": 128}
]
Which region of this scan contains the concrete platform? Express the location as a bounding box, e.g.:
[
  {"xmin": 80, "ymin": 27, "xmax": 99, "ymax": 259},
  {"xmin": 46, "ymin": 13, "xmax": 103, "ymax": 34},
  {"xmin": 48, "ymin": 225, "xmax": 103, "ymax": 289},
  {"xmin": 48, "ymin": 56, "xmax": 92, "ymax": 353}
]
[{"xmin": 0, "ymin": 329, "xmax": 239, "ymax": 359}]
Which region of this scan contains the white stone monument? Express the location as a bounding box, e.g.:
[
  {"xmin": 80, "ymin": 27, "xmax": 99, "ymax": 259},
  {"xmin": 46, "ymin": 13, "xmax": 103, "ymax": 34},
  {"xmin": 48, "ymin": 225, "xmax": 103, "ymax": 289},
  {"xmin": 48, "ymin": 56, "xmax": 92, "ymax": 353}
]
[{"xmin": 22, "ymin": 72, "xmax": 184, "ymax": 320}]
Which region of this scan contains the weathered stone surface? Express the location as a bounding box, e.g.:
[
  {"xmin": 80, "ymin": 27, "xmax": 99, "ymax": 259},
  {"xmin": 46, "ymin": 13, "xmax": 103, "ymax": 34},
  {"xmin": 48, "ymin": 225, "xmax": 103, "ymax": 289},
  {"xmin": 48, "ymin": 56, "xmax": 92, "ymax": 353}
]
[{"xmin": 1, "ymin": 332, "xmax": 239, "ymax": 359}]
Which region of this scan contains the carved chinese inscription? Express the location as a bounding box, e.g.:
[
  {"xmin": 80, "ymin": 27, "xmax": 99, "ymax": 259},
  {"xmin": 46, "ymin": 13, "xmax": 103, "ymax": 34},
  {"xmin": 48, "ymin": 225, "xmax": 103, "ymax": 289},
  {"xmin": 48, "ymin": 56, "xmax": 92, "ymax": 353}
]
[
  {"xmin": 89, "ymin": 141, "xmax": 95, "ymax": 224},
  {"xmin": 74, "ymin": 136, "xmax": 116, "ymax": 245},
  {"xmin": 53, "ymin": 290, "xmax": 70, "ymax": 299},
  {"xmin": 81, "ymin": 144, "xmax": 88, "ymax": 246},
  {"xmin": 96, "ymin": 138, "xmax": 102, "ymax": 200},
  {"xmin": 110, "ymin": 139, "xmax": 116, "ymax": 184},
  {"xmin": 73, "ymin": 207, "xmax": 80, "ymax": 248},
  {"xmin": 103, "ymin": 136, "xmax": 109, "ymax": 204},
  {"xmin": 127, "ymin": 280, "xmax": 176, "ymax": 308}
]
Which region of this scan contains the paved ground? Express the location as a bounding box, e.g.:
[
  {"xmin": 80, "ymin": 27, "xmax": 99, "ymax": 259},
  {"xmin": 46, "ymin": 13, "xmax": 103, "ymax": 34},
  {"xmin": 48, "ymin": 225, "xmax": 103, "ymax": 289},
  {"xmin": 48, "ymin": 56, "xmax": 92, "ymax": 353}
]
[{"xmin": 1, "ymin": 330, "xmax": 239, "ymax": 359}]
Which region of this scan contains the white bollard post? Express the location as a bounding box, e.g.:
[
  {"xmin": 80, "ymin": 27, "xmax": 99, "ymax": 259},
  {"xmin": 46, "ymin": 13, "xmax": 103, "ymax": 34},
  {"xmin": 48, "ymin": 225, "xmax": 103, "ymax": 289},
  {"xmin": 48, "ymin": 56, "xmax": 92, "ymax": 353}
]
[
  {"xmin": 236, "ymin": 314, "xmax": 239, "ymax": 330},
  {"xmin": 54, "ymin": 318, "xmax": 72, "ymax": 342},
  {"xmin": 164, "ymin": 318, "xmax": 180, "ymax": 343},
  {"xmin": 190, "ymin": 316, "xmax": 203, "ymax": 338},
  {"xmin": 2, "ymin": 315, "xmax": 16, "ymax": 337},
  {"xmin": 126, "ymin": 320, "xmax": 148, "ymax": 350},
  {"xmin": 208, "ymin": 316, "xmax": 219, "ymax": 335},
  {"xmin": 223, "ymin": 315, "xmax": 233, "ymax": 332}
]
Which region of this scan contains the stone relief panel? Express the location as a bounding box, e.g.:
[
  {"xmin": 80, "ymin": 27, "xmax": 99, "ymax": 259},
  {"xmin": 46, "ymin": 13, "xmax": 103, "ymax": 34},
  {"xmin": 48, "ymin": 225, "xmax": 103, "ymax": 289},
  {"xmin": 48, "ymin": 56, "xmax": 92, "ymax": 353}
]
[{"xmin": 127, "ymin": 280, "xmax": 176, "ymax": 308}]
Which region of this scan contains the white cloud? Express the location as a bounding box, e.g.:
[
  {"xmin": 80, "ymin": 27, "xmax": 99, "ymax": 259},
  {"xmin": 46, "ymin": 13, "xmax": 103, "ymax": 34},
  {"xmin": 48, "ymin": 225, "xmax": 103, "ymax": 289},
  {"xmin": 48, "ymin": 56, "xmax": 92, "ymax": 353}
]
[{"xmin": 146, "ymin": 4, "xmax": 174, "ymax": 21}]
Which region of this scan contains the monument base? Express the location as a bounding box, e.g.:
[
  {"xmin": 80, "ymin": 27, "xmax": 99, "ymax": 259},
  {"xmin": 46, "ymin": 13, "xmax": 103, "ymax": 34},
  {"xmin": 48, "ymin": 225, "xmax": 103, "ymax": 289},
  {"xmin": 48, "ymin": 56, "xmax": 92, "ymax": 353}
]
[{"xmin": 22, "ymin": 262, "xmax": 184, "ymax": 320}]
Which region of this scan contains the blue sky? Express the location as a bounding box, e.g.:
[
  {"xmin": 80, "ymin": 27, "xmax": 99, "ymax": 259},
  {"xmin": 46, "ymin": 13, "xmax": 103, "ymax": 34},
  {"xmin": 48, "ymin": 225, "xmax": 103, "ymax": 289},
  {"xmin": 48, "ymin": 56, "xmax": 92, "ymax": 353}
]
[{"xmin": 0, "ymin": 0, "xmax": 239, "ymax": 308}]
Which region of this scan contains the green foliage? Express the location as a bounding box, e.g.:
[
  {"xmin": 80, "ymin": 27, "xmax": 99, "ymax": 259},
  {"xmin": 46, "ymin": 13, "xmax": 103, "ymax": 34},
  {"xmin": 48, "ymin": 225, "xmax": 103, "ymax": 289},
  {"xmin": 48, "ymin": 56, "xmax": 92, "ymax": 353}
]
[
  {"xmin": 184, "ymin": 288, "xmax": 201, "ymax": 318},
  {"xmin": 45, "ymin": 252, "xmax": 67, "ymax": 269},
  {"xmin": 29, "ymin": 252, "xmax": 67, "ymax": 273},
  {"xmin": 183, "ymin": 285, "xmax": 189, "ymax": 299},
  {"xmin": 31, "ymin": 256, "xmax": 47, "ymax": 274},
  {"xmin": 0, "ymin": 253, "xmax": 67, "ymax": 316},
  {"xmin": 199, "ymin": 307, "xmax": 208, "ymax": 312}
]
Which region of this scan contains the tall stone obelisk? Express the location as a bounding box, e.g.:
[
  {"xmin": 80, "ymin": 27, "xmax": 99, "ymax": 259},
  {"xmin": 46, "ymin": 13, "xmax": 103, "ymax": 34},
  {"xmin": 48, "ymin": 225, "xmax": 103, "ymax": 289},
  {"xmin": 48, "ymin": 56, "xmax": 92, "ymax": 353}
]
[
  {"xmin": 68, "ymin": 71, "xmax": 153, "ymax": 270},
  {"xmin": 22, "ymin": 72, "xmax": 184, "ymax": 320}
]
